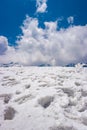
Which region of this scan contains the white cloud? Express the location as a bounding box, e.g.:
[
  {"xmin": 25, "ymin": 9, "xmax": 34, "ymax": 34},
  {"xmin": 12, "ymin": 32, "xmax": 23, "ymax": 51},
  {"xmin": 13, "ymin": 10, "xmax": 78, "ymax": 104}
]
[
  {"xmin": 0, "ymin": 36, "xmax": 27, "ymax": 65},
  {"xmin": 36, "ymin": 0, "xmax": 47, "ymax": 13},
  {"xmin": 16, "ymin": 16, "xmax": 87, "ymax": 66},
  {"xmin": 0, "ymin": 16, "xmax": 87, "ymax": 66},
  {"xmin": 67, "ymin": 16, "xmax": 74, "ymax": 24},
  {"xmin": 0, "ymin": 36, "xmax": 8, "ymax": 55},
  {"xmin": 0, "ymin": 36, "xmax": 18, "ymax": 64}
]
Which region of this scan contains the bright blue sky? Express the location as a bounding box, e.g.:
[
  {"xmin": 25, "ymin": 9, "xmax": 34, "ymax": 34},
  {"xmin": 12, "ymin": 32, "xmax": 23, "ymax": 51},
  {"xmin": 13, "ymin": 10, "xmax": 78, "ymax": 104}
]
[{"xmin": 0, "ymin": 0, "xmax": 87, "ymax": 45}]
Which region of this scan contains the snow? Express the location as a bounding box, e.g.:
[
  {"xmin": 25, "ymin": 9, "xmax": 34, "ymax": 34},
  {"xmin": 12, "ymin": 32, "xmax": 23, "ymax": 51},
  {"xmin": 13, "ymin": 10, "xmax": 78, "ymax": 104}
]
[{"xmin": 0, "ymin": 66, "xmax": 87, "ymax": 130}]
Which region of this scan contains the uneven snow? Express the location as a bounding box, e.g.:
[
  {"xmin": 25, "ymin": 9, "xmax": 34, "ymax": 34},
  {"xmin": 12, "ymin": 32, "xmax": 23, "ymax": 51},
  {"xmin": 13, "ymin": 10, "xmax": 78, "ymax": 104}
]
[{"xmin": 0, "ymin": 67, "xmax": 87, "ymax": 130}]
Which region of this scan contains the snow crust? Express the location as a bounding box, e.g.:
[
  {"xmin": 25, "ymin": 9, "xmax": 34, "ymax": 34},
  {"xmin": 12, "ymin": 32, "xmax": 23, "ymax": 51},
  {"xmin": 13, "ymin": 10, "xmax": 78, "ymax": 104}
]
[{"xmin": 0, "ymin": 66, "xmax": 87, "ymax": 130}]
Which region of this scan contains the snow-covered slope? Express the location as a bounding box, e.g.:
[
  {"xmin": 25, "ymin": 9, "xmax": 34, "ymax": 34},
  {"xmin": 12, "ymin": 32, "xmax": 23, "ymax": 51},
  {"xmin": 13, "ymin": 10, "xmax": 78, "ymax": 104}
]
[{"xmin": 0, "ymin": 67, "xmax": 87, "ymax": 130}]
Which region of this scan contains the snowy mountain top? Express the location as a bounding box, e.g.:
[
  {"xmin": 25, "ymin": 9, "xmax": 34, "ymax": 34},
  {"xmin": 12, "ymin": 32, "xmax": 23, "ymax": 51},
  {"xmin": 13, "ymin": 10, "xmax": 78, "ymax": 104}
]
[
  {"xmin": 66, "ymin": 63, "xmax": 87, "ymax": 67},
  {"xmin": 0, "ymin": 62, "xmax": 87, "ymax": 67},
  {"xmin": 0, "ymin": 62, "xmax": 22, "ymax": 67}
]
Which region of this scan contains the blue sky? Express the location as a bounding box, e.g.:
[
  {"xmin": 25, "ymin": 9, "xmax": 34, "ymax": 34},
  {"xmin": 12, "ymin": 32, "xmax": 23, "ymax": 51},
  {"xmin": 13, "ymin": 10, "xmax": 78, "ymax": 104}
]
[
  {"xmin": 0, "ymin": 0, "xmax": 87, "ymax": 65},
  {"xmin": 0, "ymin": 0, "xmax": 87, "ymax": 44}
]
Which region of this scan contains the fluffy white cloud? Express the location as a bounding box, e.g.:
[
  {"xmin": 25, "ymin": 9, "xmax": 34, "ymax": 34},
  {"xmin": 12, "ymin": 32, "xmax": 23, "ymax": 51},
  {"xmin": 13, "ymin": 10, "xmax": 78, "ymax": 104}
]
[
  {"xmin": 16, "ymin": 16, "xmax": 87, "ymax": 66},
  {"xmin": 67, "ymin": 16, "xmax": 74, "ymax": 24},
  {"xmin": 0, "ymin": 36, "xmax": 18, "ymax": 64},
  {"xmin": 0, "ymin": 16, "xmax": 87, "ymax": 66},
  {"xmin": 36, "ymin": 0, "xmax": 47, "ymax": 13},
  {"xmin": 0, "ymin": 36, "xmax": 8, "ymax": 55}
]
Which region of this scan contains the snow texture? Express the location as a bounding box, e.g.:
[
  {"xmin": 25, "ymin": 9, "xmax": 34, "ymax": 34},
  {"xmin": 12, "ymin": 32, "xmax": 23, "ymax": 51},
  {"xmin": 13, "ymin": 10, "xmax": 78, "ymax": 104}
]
[{"xmin": 0, "ymin": 66, "xmax": 87, "ymax": 130}]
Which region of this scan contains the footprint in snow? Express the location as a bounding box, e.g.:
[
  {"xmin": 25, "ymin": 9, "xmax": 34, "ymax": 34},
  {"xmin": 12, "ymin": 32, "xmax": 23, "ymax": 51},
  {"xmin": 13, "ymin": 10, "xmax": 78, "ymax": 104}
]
[
  {"xmin": 38, "ymin": 96, "xmax": 54, "ymax": 108},
  {"xmin": 14, "ymin": 94, "xmax": 34, "ymax": 104},
  {"xmin": 0, "ymin": 94, "xmax": 12, "ymax": 104},
  {"xmin": 4, "ymin": 106, "xmax": 16, "ymax": 120},
  {"xmin": 49, "ymin": 125, "xmax": 77, "ymax": 130}
]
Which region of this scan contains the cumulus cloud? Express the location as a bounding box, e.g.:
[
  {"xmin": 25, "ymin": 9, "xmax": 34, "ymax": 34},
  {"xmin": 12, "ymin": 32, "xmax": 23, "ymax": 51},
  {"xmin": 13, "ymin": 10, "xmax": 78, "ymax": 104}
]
[
  {"xmin": 67, "ymin": 16, "xmax": 74, "ymax": 24},
  {"xmin": 36, "ymin": 0, "xmax": 47, "ymax": 13},
  {"xmin": 0, "ymin": 36, "xmax": 18, "ymax": 64},
  {"xmin": 0, "ymin": 16, "xmax": 87, "ymax": 66},
  {"xmin": 16, "ymin": 16, "xmax": 87, "ymax": 66},
  {"xmin": 0, "ymin": 36, "xmax": 26, "ymax": 65},
  {"xmin": 0, "ymin": 36, "xmax": 8, "ymax": 55}
]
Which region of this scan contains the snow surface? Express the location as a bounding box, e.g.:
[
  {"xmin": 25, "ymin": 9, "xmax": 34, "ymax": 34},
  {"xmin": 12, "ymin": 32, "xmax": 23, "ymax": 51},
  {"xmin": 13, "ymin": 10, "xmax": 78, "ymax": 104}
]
[{"xmin": 0, "ymin": 66, "xmax": 87, "ymax": 130}]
